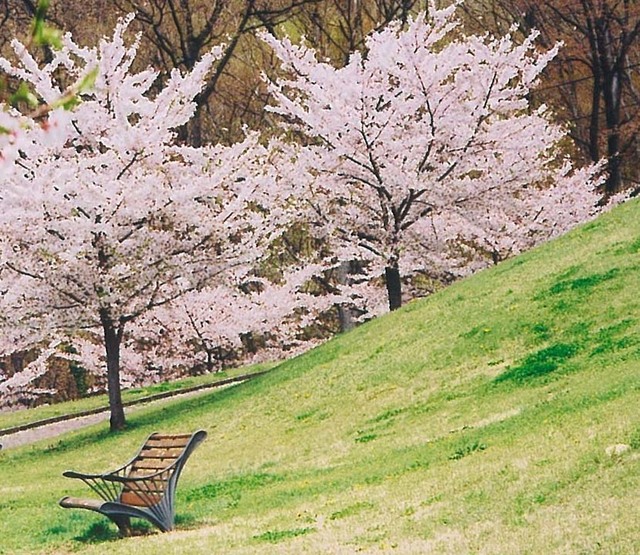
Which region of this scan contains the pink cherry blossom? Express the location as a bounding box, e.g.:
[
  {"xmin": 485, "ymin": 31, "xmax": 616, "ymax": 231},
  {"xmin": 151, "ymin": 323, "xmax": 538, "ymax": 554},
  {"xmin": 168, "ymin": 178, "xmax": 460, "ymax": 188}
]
[
  {"xmin": 0, "ymin": 16, "xmax": 282, "ymax": 426},
  {"xmin": 262, "ymin": 3, "xmax": 609, "ymax": 310}
]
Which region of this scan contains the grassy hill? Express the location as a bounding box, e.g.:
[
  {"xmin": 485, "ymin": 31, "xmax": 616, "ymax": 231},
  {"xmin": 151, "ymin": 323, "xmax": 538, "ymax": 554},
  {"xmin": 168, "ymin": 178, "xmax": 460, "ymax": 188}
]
[{"xmin": 1, "ymin": 199, "xmax": 640, "ymax": 554}]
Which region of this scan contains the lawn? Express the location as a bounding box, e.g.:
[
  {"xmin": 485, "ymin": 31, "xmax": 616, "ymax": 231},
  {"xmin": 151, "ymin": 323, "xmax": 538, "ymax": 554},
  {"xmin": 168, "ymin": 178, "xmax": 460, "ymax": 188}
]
[{"xmin": 1, "ymin": 199, "xmax": 639, "ymax": 554}]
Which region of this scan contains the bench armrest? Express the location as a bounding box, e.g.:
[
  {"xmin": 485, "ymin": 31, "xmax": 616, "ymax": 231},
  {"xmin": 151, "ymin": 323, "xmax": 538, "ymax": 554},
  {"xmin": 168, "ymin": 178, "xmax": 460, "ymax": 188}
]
[{"xmin": 63, "ymin": 470, "xmax": 111, "ymax": 480}]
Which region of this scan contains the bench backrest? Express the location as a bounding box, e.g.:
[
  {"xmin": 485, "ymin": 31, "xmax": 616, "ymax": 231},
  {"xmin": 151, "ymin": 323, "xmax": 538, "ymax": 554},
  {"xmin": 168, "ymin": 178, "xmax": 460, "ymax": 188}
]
[{"xmin": 119, "ymin": 432, "xmax": 202, "ymax": 507}]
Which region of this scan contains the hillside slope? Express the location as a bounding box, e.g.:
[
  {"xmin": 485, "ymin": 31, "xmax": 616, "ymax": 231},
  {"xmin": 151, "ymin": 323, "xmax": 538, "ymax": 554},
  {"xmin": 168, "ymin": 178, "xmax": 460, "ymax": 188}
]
[{"xmin": 1, "ymin": 199, "xmax": 640, "ymax": 554}]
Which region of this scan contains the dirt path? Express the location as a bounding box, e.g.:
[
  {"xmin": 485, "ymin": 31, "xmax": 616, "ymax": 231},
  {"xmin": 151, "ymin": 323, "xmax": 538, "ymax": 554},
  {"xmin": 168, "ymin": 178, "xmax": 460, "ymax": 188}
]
[
  {"xmin": 1, "ymin": 409, "xmax": 118, "ymax": 449},
  {"xmin": 0, "ymin": 371, "xmax": 265, "ymax": 450}
]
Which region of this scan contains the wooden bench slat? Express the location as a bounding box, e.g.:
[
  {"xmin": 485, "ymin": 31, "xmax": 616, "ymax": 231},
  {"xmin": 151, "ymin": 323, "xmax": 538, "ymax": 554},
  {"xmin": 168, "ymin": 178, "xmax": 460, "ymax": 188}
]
[
  {"xmin": 126, "ymin": 469, "xmax": 168, "ymax": 481},
  {"xmin": 151, "ymin": 434, "xmax": 192, "ymax": 440},
  {"xmin": 122, "ymin": 483, "xmax": 164, "ymax": 494},
  {"xmin": 139, "ymin": 447, "xmax": 183, "ymax": 459},
  {"xmin": 145, "ymin": 438, "xmax": 190, "ymax": 449},
  {"xmin": 132, "ymin": 459, "xmax": 171, "ymax": 471},
  {"xmin": 120, "ymin": 491, "xmax": 163, "ymax": 507}
]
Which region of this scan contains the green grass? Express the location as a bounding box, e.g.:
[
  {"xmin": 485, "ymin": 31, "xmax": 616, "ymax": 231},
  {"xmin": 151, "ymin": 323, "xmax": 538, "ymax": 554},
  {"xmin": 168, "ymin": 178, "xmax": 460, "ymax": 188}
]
[{"xmin": 2, "ymin": 199, "xmax": 640, "ymax": 554}]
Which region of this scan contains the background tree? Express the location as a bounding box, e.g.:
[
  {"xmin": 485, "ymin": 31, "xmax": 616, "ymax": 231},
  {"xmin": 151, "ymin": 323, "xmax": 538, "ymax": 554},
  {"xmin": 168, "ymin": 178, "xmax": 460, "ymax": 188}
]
[
  {"xmin": 286, "ymin": 0, "xmax": 422, "ymax": 66},
  {"xmin": 0, "ymin": 17, "xmax": 282, "ymax": 430},
  {"xmin": 263, "ymin": 3, "xmax": 604, "ymax": 310},
  {"xmin": 0, "ymin": 1, "xmax": 41, "ymax": 52},
  {"xmin": 106, "ymin": 0, "xmax": 321, "ymax": 145},
  {"xmin": 2, "ymin": 1, "xmax": 431, "ymax": 145},
  {"xmin": 461, "ymin": 0, "xmax": 640, "ymax": 195}
]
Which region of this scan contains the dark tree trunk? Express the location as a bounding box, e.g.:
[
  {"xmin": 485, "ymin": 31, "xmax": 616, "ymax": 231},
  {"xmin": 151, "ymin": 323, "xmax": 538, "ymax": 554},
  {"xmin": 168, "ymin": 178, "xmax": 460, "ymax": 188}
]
[
  {"xmin": 336, "ymin": 260, "xmax": 357, "ymax": 332},
  {"xmin": 588, "ymin": 77, "xmax": 601, "ymax": 162},
  {"xmin": 605, "ymin": 130, "xmax": 622, "ymax": 194},
  {"xmin": 100, "ymin": 310, "xmax": 126, "ymax": 432},
  {"xmin": 337, "ymin": 305, "xmax": 356, "ymax": 332},
  {"xmin": 385, "ymin": 264, "xmax": 402, "ymax": 311},
  {"xmin": 600, "ymin": 31, "xmax": 624, "ymax": 195}
]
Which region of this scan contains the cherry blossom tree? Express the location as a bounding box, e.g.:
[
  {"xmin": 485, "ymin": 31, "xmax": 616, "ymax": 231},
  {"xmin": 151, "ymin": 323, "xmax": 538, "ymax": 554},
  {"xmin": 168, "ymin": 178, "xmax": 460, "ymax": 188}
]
[
  {"xmin": 119, "ymin": 265, "xmax": 338, "ymax": 376},
  {"xmin": 0, "ymin": 16, "xmax": 282, "ymax": 430},
  {"xmin": 262, "ymin": 2, "xmax": 606, "ymax": 310}
]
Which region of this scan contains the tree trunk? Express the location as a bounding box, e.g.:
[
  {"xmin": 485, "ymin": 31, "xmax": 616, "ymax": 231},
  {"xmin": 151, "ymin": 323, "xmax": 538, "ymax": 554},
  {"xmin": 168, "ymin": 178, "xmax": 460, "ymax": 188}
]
[
  {"xmin": 100, "ymin": 310, "xmax": 126, "ymax": 432},
  {"xmin": 588, "ymin": 76, "xmax": 601, "ymax": 162},
  {"xmin": 336, "ymin": 260, "xmax": 357, "ymax": 332},
  {"xmin": 598, "ymin": 24, "xmax": 624, "ymax": 195},
  {"xmin": 385, "ymin": 264, "xmax": 402, "ymax": 311},
  {"xmin": 337, "ymin": 305, "xmax": 356, "ymax": 332},
  {"xmin": 605, "ymin": 131, "xmax": 622, "ymax": 194},
  {"xmin": 602, "ymin": 67, "xmax": 623, "ymax": 194}
]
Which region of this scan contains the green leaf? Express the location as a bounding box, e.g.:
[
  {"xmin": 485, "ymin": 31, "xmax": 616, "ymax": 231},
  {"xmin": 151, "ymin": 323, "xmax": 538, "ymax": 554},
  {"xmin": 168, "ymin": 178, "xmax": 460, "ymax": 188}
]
[
  {"xmin": 37, "ymin": 26, "xmax": 63, "ymax": 49},
  {"xmin": 34, "ymin": 0, "xmax": 50, "ymax": 20},
  {"xmin": 60, "ymin": 96, "xmax": 81, "ymax": 111},
  {"xmin": 78, "ymin": 67, "xmax": 99, "ymax": 94},
  {"xmin": 48, "ymin": 67, "xmax": 98, "ymax": 112},
  {"xmin": 31, "ymin": 0, "xmax": 62, "ymax": 49},
  {"xmin": 10, "ymin": 82, "xmax": 39, "ymax": 109}
]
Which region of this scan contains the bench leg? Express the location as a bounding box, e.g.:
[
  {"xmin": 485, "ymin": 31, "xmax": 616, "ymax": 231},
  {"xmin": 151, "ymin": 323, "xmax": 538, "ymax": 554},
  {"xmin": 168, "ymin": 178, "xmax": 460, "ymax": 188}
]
[{"xmin": 111, "ymin": 515, "xmax": 132, "ymax": 537}]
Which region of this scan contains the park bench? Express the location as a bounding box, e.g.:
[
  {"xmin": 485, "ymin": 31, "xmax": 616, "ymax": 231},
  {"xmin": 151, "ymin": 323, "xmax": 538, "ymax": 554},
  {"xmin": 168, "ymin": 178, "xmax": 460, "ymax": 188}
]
[{"xmin": 59, "ymin": 430, "xmax": 206, "ymax": 536}]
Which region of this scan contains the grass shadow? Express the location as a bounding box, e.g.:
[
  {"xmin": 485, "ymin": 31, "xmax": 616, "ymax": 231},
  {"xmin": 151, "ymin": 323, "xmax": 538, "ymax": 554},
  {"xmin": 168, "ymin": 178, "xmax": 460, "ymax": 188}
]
[
  {"xmin": 493, "ymin": 343, "xmax": 578, "ymax": 385},
  {"xmin": 253, "ymin": 527, "xmax": 315, "ymax": 544},
  {"xmin": 74, "ymin": 522, "xmax": 119, "ymax": 544},
  {"xmin": 74, "ymin": 520, "xmax": 154, "ymax": 544}
]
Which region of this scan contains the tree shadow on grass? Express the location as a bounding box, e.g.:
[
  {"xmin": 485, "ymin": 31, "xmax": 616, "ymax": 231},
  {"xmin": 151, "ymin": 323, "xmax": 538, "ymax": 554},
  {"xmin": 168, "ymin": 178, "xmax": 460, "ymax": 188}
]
[{"xmin": 74, "ymin": 521, "xmax": 155, "ymax": 544}]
